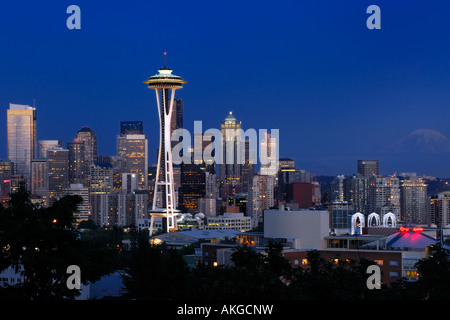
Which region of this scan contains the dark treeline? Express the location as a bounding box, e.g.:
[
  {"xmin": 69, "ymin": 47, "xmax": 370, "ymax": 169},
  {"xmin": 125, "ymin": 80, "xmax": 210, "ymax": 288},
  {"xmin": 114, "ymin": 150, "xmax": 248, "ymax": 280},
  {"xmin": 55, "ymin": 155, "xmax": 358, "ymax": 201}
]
[{"xmin": 1, "ymin": 184, "xmax": 450, "ymax": 300}]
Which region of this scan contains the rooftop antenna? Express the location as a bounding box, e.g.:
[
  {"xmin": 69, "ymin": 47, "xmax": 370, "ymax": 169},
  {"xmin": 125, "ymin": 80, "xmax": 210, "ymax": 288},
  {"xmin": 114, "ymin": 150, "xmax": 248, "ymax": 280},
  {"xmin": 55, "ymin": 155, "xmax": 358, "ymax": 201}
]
[{"xmin": 164, "ymin": 52, "xmax": 167, "ymax": 68}]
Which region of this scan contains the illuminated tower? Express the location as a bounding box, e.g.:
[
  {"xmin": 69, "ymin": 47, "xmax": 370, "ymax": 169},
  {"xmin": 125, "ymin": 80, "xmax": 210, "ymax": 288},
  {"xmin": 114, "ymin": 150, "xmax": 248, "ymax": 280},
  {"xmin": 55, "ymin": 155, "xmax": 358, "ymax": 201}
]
[
  {"xmin": 144, "ymin": 53, "xmax": 186, "ymax": 235},
  {"xmin": 7, "ymin": 103, "xmax": 37, "ymax": 185}
]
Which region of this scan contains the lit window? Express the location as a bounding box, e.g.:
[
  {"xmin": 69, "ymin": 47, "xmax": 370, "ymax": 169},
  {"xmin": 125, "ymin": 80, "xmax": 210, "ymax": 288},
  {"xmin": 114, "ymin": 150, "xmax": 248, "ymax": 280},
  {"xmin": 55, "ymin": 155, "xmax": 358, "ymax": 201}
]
[
  {"xmin": 406, "ymin": 270, "xmax": 419, "ymax": 278},
  {"xmin": 374, "ymin": 260, "xmax": 383, "ymax": 266},
  {"xmin": 302, "ymin": 259, "xmax": 308, "ymax": 265},
  {"xmin": 389, "ymin": 260, "xmax": 399, "ymax": 267},
  {"xmin": 389, "ymin": 272, "xmax": 399, "ymax": 278}
]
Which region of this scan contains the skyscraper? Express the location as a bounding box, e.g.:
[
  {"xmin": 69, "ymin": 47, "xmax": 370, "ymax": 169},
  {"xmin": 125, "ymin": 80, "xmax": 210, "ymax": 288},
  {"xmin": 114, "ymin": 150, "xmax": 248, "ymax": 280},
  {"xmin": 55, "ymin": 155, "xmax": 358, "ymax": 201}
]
[
  {"xmin": 400, "ymin": 177, "xmax": 429, "ymax": 225},
  {"xmin": 7, "ymin": 103, "xmax": 37, "ymax": 184},
  {"xmin": 120, "ymin": 121, "xmax": 143, "ymax": 136},
  {"xmin": 219, "ymin": 112, "xmax": 242, "ymax": 197},
  {"xmin": 330, "ymin": 175, "xmax": 346, "ymax": 202},
  {"xmin": 64, "ymin": 183, "xmax": 91, "ymax": 225},
  {"xmin": 351, "ymin": 175, "xmax": 370, "ymax": 215},
  {"xmin": 89, "ymin": 162, "xmax": 114, "ymax": 227},
  {"xmin": 369, "ymin": 175, "xmax": 400, "ymax": 221},
  {"xmin": 179, "ymin": 152, "xmax": 206, "ymax": 213},
  {"xmin": 75, "ymin": 127, "xmax": 98, "ymax": 166},
  {"xmin": 67, "ymin": 140, "xmax": 86, "ymax": 185},
  {"xmin": 39, "ymin": 140, "xmax": 62, "ymax": 158},
  {"xmin": 31, "ymin": 158, "xmax": 49, "ymax": 206},
  {"xmin": 170, "ymin": 98, "xmax": 183, "ymax": 140},
  {"xmin": 430, "ymin": 192, "xmax": 450, "ymax": 228},
  {"xmin": 241, "ymin": 138, "xmax": 255, "ymax": 193},
  {"xmin": 259, "ymin": 133, "xmax": 278, "ymax": 176},
  {"xmin": 117, "ymin": 134, "xmax": 148, "ymax": 189},
  {"xmin": 247, "ymin": 174, "xmax": 275, "ymax": 227},
  {"xmin": 47, "ymin": 147, "xmax": 69, "ymax": 204},
  {"xmin": 357, "ymin": 160, "xmax": 379, "ymax": 177}
]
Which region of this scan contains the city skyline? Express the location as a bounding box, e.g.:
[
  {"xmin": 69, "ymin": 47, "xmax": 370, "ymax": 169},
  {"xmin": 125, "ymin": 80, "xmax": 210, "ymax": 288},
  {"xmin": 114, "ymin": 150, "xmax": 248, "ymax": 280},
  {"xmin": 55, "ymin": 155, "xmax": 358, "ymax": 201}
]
[{"xmin": 1, "ymin": 1, "xmax": 450, "ymax": 177}]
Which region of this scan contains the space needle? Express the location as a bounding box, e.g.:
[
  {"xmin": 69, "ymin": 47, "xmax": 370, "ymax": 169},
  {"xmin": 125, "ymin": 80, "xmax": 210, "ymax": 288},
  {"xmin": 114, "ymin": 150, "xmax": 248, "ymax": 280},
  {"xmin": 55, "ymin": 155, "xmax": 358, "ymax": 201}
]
[{"xmin": 144, "ymin": 52, "xmax": 186, "ymax": 236}]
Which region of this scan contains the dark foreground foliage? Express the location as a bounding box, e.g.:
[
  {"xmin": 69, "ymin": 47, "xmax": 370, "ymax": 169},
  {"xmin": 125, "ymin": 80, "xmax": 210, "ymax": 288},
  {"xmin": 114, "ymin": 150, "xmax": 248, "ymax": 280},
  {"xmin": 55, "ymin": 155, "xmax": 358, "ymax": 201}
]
[{"xmin": 2, "ymin": 184, "xmax": 450, "ymax": 300}]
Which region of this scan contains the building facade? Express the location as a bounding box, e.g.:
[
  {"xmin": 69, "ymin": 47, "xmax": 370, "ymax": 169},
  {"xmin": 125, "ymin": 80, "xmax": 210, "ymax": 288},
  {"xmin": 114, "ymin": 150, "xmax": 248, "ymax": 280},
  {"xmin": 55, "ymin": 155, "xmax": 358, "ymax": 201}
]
[
  {"xmin": 247, "ymin": 174, "xmax": 275, "ymax": 226},
  {"xmin": 47, "ymin": 148, "xmax": 69, "ymax": 204},
  {"xmin": 400, "ymin": 177, "xmax": 429, "ymax": 225},
  {"xmin": 117, "ymin": 134, "xmax": 148, "ymax": 189},
  {"xmin": 7, "ymin": 103, "xmax": 37, "ymax": 184}
]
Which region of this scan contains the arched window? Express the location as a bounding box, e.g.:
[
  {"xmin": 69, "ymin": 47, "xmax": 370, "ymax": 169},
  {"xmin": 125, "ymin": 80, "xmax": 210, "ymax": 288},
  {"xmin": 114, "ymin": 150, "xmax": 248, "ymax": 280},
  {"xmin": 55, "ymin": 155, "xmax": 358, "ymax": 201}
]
[
  {"xmin": 351, "ymin": 212, "xmax": 365, "ymax": 235},
  {"xmin": 383, "ymin": 212, "xmax": 396, "ymax": 227},
  {"xmin": 368, "ymin": 212, "xmax": 380, "ymax": 226}
]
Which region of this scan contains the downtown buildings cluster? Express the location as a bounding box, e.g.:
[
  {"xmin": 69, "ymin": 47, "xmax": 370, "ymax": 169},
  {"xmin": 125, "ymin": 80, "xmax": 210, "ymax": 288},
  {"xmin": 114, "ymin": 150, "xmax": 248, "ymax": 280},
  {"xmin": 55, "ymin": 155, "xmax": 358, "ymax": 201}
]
[{"xmin": 1, "ymin": 103, "xmax": 450, "ymax": 234}]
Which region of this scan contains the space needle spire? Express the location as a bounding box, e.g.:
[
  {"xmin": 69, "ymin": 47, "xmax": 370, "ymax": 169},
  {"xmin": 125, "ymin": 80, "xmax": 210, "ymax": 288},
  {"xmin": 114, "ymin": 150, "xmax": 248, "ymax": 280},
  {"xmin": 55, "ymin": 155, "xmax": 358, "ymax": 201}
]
[{"xmin": 144, "ymin": 52, "xmax": 186, "ymax": 236}]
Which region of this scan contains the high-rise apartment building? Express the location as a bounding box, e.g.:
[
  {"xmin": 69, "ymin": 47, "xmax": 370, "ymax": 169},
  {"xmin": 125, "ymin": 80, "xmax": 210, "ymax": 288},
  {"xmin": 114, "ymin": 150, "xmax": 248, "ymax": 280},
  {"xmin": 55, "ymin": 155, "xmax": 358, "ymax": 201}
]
[
  {"xmin": 351, "ymin": 175, "xmax": 370, "ymax": 215},
  {"xmin": 75, "ymin": 127, "xmax": 98, "ymax": 166},
  {"xmin": 247, "ymin": 174, "xmax": 275, "ymax": 227},
  {"xmin": 67, "ymin": 140, "xmax": 86, "ymax": 186},
  {"xmin": 117, "ymin": 134, "xmax": 148, "ymax": 189},
  {"xmin": 89, "ymin": 162, "xmax": 114, "ymax": 226},
  {"xmin": 7, "ymin": 103, "xmax": 37, "ymax": 184},
  {"xmin": 357, "ymin": 160, "xmax": 379, "ymax": 177},
  {"xmin": 400, "ymin": 177, "xmax": 429, "ymax": 225},
  {"xmin": 89, "ymin": 163, "xmax": 113, "ymax": 196},
  {"xmin": 430, "ymin": 192, "xmax": 450, "ymax": 227},
  {"xmin": 330, "ymin": 175, "xmax": 346, "ymax": 202},
  {"xmin": 31, "ymin": 158, "xmax": 48, "ymax": 206},
  {"xmin": 64, "ymin": 183, "xmax": 91, "ymax": 225},
  {"xmin": 368, "ymin": 175, "xmax": 400, "ymax": 221}
]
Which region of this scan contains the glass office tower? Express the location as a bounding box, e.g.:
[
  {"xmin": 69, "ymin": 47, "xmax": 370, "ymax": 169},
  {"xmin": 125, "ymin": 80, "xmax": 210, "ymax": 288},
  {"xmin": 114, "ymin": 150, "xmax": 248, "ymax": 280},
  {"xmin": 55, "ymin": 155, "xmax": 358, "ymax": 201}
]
[{"xmin": 7, "ymin": 103, "xmax": 37, "ymax": 184}]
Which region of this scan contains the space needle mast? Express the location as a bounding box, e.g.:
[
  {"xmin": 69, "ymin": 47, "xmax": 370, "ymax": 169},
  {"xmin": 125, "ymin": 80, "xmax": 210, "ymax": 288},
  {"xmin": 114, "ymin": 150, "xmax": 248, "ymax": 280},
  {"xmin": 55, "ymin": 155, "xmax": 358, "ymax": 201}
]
[{"xmin": 144, "ymin": 52, "xmax": 186, "ymax": 236}]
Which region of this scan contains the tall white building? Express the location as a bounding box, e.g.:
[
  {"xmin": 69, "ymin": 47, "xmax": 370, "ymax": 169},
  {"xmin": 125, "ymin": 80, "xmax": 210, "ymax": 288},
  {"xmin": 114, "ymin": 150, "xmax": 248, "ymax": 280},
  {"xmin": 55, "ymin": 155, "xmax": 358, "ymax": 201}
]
[
  {"xmin": 247, "ymin": 174, "xmax": 275, "ymax": 227},
  {"xmin": 7, "ymin": 103, "xmax": 37, "ymax": 184},
  {"xmin": 369, "ymin": 175, "xmax": 400, "ymax": 221},
  {"xmin": 259, "ymin": 133, "xmax": 278, "ymax": 176}
]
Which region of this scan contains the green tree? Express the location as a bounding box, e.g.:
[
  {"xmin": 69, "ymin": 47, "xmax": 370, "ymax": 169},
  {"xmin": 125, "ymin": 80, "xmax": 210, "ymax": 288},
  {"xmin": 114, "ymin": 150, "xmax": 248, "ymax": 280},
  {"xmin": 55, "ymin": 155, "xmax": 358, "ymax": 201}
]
[
  {"xmin": 0, "ymin": 183, "xmax": 117, "ymax": 300},
  {"xmin": 413, "ymin": 243, "xmax": 450, "ymax": 300},
  {"xmin": 120, "ymin": 231, "xmax": 190, "ymax": 299}
]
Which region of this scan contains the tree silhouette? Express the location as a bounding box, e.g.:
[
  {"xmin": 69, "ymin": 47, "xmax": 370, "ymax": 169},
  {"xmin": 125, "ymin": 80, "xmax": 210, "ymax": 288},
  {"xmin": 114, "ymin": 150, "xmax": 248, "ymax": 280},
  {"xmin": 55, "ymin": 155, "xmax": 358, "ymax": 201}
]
[
  {"xmin": 413, "ymin": 243, "xmax": 450, "ymax": 300},
  {"xmin": 0, "ymin": 183, "xmax": 117, "ymax": 300}
]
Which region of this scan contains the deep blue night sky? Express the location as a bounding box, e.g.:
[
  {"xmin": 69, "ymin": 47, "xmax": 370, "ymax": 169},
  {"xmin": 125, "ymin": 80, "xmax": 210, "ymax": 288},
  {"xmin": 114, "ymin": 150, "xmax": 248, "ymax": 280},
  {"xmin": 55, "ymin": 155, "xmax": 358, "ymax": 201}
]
[{"xmin": 1, "ymin": 0, "xmax": 450, "ymax": 177}]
